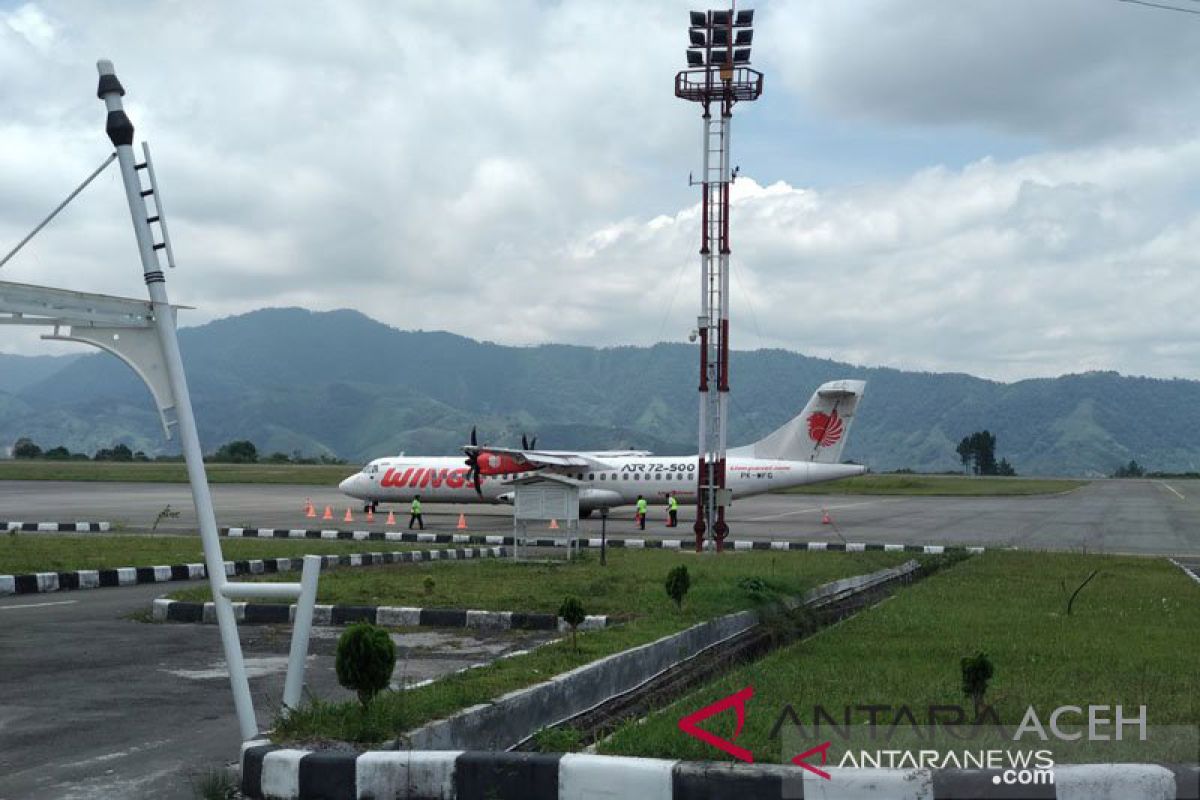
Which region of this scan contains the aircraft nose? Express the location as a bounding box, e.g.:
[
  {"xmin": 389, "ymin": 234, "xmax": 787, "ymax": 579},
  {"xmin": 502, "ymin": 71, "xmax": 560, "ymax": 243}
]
[{"xmin": 338, "ymin": 475, "xmax": 357, "ymax": 494}]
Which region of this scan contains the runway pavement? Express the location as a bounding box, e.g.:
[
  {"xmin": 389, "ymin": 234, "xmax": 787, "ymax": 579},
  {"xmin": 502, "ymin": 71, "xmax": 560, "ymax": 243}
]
[
  {"xmin": 0, "ymin": 582, "xmax": 553, "ymax": 800},
  {"xmin": 1, "ymin": 477, "xmax": 1198, "ymax": 555}
]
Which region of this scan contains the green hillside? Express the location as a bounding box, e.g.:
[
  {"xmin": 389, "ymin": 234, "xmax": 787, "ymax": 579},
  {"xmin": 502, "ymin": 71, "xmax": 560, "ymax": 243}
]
[{"xmin": 1, "ymin": 307, "xmax": 1195, "ymax": 476}]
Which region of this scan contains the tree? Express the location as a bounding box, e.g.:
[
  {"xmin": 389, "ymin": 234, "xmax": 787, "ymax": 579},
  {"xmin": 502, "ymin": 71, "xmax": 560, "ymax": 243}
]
[
  {"xmin": 1113, "ymin": 460, "xmax": 1145, "ymax": 478},
  {"xmin": 213, "ymin": 440, "xmax": 258, "ymax": 464},
  {"xmin": 12, "ymin": 438, "xmax": 41, "ymax": 459},
  {"xmin": 996, "ymin": 458, "xmax": 1016, "ymax": 477},
  {"xmin": 956, "ymin": 431, "xmax": 1003, "ymax": 476},
  {"xmin": 665, "ymin": 564, "xmax": 691, "ymax": 610},
  {"xmin": 335, "ymin": 622, "xmax": 396, "ymax": 707},
  {"xmin": 44, "ymin": 446, "xmax": 71, "ymax": 460},
  {"xmin": 558, "ymin": 596, "xmax": 586, "ymax": 651},
  {"xmin": 960, "ymin": 652, "xmax": 994, "ymax": 717},
  {"xmin": 111, "ymin": 444, "xmax": 133, "ymax": 462}
]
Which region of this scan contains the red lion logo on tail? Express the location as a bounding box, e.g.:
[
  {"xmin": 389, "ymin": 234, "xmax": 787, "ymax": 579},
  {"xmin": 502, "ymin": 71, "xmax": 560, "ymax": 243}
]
[{"xmin": 807, "ymin": 409, "xmax": 843, "ymax": 448}]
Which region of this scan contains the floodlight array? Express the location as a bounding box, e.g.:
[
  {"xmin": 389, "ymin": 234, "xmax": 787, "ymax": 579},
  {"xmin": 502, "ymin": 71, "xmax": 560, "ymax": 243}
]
[{"xmin": 686, "ymin": 7, "xmax": 754, "ymax": 68}]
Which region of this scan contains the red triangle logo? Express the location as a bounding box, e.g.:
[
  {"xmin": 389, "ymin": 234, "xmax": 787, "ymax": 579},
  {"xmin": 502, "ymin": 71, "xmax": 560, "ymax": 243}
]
[
  {"xmin": 791, "ymin": 740, "xmax": 832, "ymax": 780},
  {"xmin": 677, "ymin": 685, "xmax": 755, "ymax": 763}
]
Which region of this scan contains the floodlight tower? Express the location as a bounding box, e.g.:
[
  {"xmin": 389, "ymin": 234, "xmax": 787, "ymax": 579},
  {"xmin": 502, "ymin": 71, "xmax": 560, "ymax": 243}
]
[{"xmin": 676, "ymin": 8, "xmax": 763, "ymax": 552}]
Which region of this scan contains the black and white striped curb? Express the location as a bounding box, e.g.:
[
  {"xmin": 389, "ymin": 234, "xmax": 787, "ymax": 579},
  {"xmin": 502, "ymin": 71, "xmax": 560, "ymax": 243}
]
[
  {"xmin": 153, "ymin": 597, "xmax": 608, "ymax": 631},
  {"xmin": 0, "ymin": 546, "xmax": 507, "ymax": 597},
  {"xmin": 2, "ymin": 521, "xmax": 110, "ymax": 532},
  {"xmin": 1169, "ymin": 558, "xmax": 1200, "ymax": 586},
  {"xmin": 239, "ymin": 746, "xmax": 1199, "ymax": 800},
  {"xmin": 223, "ymin": 527, "xmax": 984, "ymax": 555}
]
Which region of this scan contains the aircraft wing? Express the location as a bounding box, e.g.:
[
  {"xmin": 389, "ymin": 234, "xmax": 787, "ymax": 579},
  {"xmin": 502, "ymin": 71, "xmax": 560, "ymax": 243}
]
[{"xmin": 463, "ymin": 445, "xmax": 617, "ymax": 471}]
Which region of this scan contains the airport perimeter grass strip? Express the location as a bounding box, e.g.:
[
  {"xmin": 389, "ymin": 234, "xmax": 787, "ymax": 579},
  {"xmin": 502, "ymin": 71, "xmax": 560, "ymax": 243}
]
[
  {"xmin": 0, "ymin": 534, "xmax": 421, "ymax": 574},
  {"xmin": 783, "ymin": 474, "xmax": 1088, "ymax": 496},
  {"xmin": 599, "ymin": 551, "xmax": 1200, "ymax": 765},
  {"xmin": 237, "ymin": 747, "xmax": 1198, "ymax": 800},
  {"xmin": 0, "ymin": 460, "xmax": 358, "ymax": 484},
  {"xmin": 0, "ymin": 546, "xmax": 500, "ymax": 597},
  {"xmin": 266, "ymin": 549, "xmax": 917, "ymax": 746}
]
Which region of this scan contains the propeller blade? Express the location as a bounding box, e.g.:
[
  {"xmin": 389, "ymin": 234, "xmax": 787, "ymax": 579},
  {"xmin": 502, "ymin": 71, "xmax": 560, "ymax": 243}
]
[
  {"xmin": 530, "ymin": 436, "xmax": 537, "ymax": 450},
  {"xmin": 471, "ymin": 426, "xmax": 477, "ymax": 447},
  {"xmin": 465, "ymin": 426, "xmax": 483, "ymax": 496},
  {"xmin": 522, "ymin": 434, "xmax": 529, "ymax": 450}
]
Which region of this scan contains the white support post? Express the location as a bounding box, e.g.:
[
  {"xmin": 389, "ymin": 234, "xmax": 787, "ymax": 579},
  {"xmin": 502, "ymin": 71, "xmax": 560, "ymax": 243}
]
[
  {"xmin": 282, "ymin": 555, "xmax": 321, "ymax": 712},
  {"xmin": 97, "ymin": 58, "xmax": 259, "ymax": 740}
]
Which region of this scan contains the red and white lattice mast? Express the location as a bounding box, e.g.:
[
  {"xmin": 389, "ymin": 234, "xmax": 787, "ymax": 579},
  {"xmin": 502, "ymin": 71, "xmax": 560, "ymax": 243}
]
[{"xmin": 675, "ymin": 7, "xmax": 763, "ymax": 552}]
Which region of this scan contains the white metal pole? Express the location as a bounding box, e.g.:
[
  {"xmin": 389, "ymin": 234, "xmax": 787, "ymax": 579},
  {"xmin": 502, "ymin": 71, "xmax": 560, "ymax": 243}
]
[
  {"xmin": 282, "ymin": 555, "xmax": 321, "ymax": 711},
  {"xmin": 97, "ymin": 59, "xmax": 259, "ymax": 741}
]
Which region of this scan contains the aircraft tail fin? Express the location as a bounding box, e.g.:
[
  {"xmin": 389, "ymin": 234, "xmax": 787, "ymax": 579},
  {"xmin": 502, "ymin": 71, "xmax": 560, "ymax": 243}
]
[{"xmin": 733, "ymin": 379, "xmax": 866, "ymax": 464}]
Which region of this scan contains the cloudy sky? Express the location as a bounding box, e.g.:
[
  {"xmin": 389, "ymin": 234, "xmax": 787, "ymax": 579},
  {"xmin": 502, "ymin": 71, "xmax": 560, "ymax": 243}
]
[{"xmin": 2, "ymin": 0, "xmax": 1200, "ymax": 382}]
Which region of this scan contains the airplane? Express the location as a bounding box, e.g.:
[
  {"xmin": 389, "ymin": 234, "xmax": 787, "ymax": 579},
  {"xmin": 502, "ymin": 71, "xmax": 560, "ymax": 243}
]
[{"xmin": 337, "ymin": 379, "xmax": 867, "ymax": 516}]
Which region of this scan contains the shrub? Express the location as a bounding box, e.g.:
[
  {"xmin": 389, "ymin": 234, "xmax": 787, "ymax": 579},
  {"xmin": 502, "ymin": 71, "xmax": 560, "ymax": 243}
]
[
  {"xmin": 559, "ymin": 596, "xmax": 586, "ymax": 651},
  {"xmin": 335, "ymin": 622, "xmax": 396, "ymax": 707},
  {"xmin": 961, "ymin": 652, "xmax": 994, "ymax": 717},
  {"xmin": 422, "ymin": 576, "xmax": 436, "ymax": 596},
  {"xmin": 665, "ymin": 564, "xmax": 691, "ymax": 610}
]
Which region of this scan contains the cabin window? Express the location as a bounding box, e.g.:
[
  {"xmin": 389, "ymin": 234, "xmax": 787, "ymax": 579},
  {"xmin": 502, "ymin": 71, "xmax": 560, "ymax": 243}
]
[
  {"xmin": 623, "ymin": 474, "xmax": 629, "ymax": 481},
  {"xmin": 600, "ymin": 474, "xmax": 606, "ymax": 481},
  {"xmin": 655, "ymin": 474, "xmax": 661, "ymax": 480},
  {"xmin": 587, "ymin": 473, "xmax": 594, "ymax": 480}
]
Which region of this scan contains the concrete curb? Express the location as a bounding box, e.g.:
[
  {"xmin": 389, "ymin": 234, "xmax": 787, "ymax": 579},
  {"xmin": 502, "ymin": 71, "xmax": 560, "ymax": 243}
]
[
  {"xmin": 238, "ymin": 744, "xmax": 1200, "ymax": 800},
  {"xmin": 403, "ymin": 560, "xmax": 921, "ymax": 752},
  {"xmin": 222, "ymin": 527, "xmax": 985, "ymax": 554},
  {"xmin": 152, "ymin": 597, "xmax": 609, "ymax": 631},
  {"xmin": 2, "ymin": 521, "xmax": 110, "ymax": 532},
  {"xmin": 0, "ymin": 546, "xmax": 507, "ymax": 597}
]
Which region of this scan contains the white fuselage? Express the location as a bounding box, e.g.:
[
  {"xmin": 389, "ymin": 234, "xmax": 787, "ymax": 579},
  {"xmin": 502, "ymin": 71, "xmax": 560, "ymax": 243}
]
[{"xmin": 338, "ymin": 455, "xmax": 864, "ymax": 511}]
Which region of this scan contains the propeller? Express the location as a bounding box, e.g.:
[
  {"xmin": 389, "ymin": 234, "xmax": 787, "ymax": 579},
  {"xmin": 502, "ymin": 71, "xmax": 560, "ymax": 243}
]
[
  {"xmin": 521, "ymin": 434, "xmax": 537, "ymax": 450},
  {"xmin": 464, "ymin": 426, "xmax": 482, "ymax": 496}
]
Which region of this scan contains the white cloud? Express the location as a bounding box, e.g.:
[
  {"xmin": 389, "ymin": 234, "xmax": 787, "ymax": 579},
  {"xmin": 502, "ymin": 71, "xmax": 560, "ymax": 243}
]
[{"xmin": 0, "ymin": 1, "xmax": 1198, "ymax": 382}]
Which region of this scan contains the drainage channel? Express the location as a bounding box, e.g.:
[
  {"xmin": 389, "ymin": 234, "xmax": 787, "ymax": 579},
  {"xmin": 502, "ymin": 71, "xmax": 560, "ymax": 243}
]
[{"xmin": 515, "ymin": 553, "xmax": 966, "ymax": 752}]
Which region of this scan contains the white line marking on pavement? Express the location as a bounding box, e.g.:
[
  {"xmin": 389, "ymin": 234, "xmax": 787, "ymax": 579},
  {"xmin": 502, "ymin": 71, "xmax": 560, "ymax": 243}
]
[
  {"xmin": 1159, "ymin": 481, "xmax": 1186, "ymax": 500},
  {"xmin": 0, "ymin": 599, "xmax": 77, "ymax": 611},
  {"xmin": 746, "ymin": 500, "xmax": 880, "ymax": 522}
]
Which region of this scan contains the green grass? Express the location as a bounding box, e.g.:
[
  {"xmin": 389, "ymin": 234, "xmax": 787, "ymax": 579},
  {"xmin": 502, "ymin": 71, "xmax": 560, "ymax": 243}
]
[
  {"xmin": 168, "ymin": 549, "xmax": 909, "ymax": 613},
  {"xmin": 0, "ymin": 534, "xmax": 416, "ymax": 573},
  {"xmin": 783, "ymin": 474, "xmax": 1087, "ymax": 496},
  {"xmin": 0, "ymin": 460, "xmax": 358, "ymax": 485},
  {"xmin": 600, "ymin": 551, "xmax": 1200, "ymax": 764},
  {"xmin": 267, "ymin": 549, "xmax": 916, "ymax": 745}
]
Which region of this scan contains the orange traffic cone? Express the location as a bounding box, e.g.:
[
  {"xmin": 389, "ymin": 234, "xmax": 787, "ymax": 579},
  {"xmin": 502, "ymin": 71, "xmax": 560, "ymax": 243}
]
[
  {"xmin": 549, "ymin": 518, "xmax": 559, "ymax": 530},
  {"xmin": 456, "ymin": 513, "xmax": 468, "ymax": 530},
  {"xmin": 386, "ymin": 510, "xmax": 396, "ymax": 525},
  {"xmin": 366, "ymin": 508, "xmax": 375, "ymax": 523},
  {"xmin": 305, "ymin": 498, "xmax": 316, "ymax": 518},
  {"xmin": 821, "ymin": 509, "xmax": 832, "ymax": 525},
  {"xmin": 322, "ymin": 505, "xmax": 333, "ymax": 521},
  {"xmin": 344, "ymin": 508, "xmax": 354, "ymax": 523}
]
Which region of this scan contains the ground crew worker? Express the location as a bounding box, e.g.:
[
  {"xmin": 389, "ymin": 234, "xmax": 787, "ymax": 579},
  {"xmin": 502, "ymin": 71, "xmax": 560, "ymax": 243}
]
[
  {"xmin": 667, "ymin": 493, "xmax": 679, "ymax": 528},
  {"xmin": 409, "ymin": 495, "xmax": 424, "ymax": 530},
  {"xmin": 636, "ymin": 495, "xmax": 648, "ymax": 530}
]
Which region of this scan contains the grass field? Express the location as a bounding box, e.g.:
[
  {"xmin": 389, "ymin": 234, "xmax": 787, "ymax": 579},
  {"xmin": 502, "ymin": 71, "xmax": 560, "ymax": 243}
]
[
  {"xmin": 599, "ymin": 551, "xmax": 1200, "ymax": 764},
  {"xmin": 0, "ymin": 461, "xmax": 358, "ymax": 485},
  {"xmin": 259, "ymin": 549, "xmax": 919, "ymax": 745},
  {"xmin": 784, "ymin": 474, "xmax": 1087, "ymax": 496},
  {"xmin": 0, "ymin": 534, "xmax": 416, "ymax": 573}
]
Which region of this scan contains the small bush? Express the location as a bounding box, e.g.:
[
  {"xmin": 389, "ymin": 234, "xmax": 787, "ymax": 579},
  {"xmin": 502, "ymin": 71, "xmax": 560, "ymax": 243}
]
[
  {"xmin": 423, "ymin": 576, "xmax": 436, "ymax": 596},
  {"xmin": 665, "ymin": 564, "xmax": 691, "ymax": 610},
  {"xmin": 559, "ymin": 596, "xmax": 586, "ymax": 651},
  {"xmin": 961, "ymin": 651, "xmax": 994, "ymax": 717},
  {"xmin": 336, "ymin": 622, "xmax": 396, "ymax": 707}
]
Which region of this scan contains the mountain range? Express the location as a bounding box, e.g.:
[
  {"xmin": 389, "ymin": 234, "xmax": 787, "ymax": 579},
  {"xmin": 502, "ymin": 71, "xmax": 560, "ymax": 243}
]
[{"xmin": 0, "ymin": 307, "xmax": 1195, "ymax": 476}]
